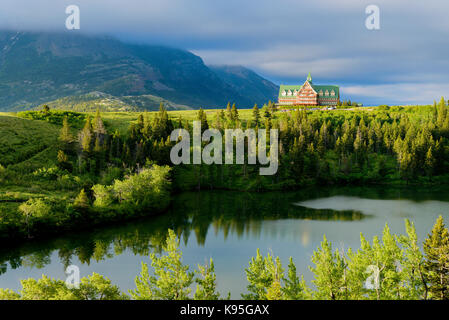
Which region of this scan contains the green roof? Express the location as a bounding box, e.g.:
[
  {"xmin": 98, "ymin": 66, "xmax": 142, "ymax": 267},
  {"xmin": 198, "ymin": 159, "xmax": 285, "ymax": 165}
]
[{"xmin": 278, "ymin": 81, "xmax": 339, "ymax": 99}]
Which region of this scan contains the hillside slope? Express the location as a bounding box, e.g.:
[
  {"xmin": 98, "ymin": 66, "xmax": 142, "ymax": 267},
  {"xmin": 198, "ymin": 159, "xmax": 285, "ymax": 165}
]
[
  {"xmin": 0, "ymin": 115, "xmax": 59, "ymax": 172},
  {"xmin": 36, "ymin": 92, "xmax": 192, "ymax": 112}
]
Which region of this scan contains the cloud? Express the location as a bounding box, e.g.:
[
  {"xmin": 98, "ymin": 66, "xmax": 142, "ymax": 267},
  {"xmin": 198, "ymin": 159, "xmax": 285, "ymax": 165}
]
[
  {"xmin": 0, "ymin": 0, "xmax": 448, "ymax": 105},
  {"xmin": 343, "ymin": 83, "xmax": 449, "ymax": 105}
]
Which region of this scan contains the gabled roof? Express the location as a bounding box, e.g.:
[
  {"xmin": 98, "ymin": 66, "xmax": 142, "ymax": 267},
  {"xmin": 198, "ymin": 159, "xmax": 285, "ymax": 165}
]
[
  {"xmin": 312, "ymin": 85, "xmax": 340, "ymax": 92},
  {"xmin": 279, "ymin": 81, "xmax": 339, "ymax": 99}
]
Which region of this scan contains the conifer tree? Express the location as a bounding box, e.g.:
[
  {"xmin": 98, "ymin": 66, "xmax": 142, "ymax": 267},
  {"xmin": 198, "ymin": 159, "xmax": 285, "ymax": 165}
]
[
  {"xmin": 268, "ymin": 100, "xmax": 277, "ymax": 114},
  {"xmin": 79, "ymin": 116, "xmax": 93, "ymax": 153},
  {"xmin": 59, "ymin": 116, "xmax": 72, "ymax": 145},
  {"xmin": 130, "ymin": 229, "xmax": 194, "ymax": 300},
  {"xmin": 92, "ymin": 108, "xmax": 106, "ymax": 135},
  {"xmin": 310, "ymin": 235, "xmax": 347, "ymax": 300},
  {"xmin": 425, "ymin": 146, "xmax": 436, "ymax": 180},
  {"xmin": 423, "ymin": 216, "xmax": 449, "ymax": 300},
  {"xmin": 226, "ymin": 102, "xmax": 232, "ymax": 122},
  {"xmin": 242, "ymin": 249, "xmax": 284, "ymax": 300},
  {"xmin": 399, "ymin": 220, "xmax": 428, "ymax": 299},
  {"xmin": 194, "ymin": 258, "xmax": 220, "ymax": 300},
  {"xmin": 252, "ymin": 104, "xmax": 260, "ymax": 128},
  {"xmin": 231, "ymin": 103, "xmax": 239, "ymax": 123},
  {"xmin": 197, "ymin": 108, "xmax": 208, "ymax": 131},
  {"xmin": 42, "ymin": 104, "xmax": 50, "ymax": 114},
  {"xmin": 74, "ymin": 189, "xmax": 89, "ymax": 209},
  {"xmin": 282, "ymin": 257, "xmax": 309, "ymax": 299}
]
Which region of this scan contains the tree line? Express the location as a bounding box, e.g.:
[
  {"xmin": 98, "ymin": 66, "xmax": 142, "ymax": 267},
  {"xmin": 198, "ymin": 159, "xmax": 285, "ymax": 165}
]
[{"xmin": 1, "ymin": 216, "xmax": 449, "ymax": 300}]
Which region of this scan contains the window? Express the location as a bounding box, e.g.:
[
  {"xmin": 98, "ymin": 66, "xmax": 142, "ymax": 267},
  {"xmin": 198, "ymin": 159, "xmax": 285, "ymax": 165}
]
[
  {"xmin": 282, "ymin": 90, "xmax": 286, "ymax": 96},
  {"xmin": 325, "ymin": 90, "xmax": 329, "ymax": 96},
  {"xmin": 319, "ymin": 90, "xmax": 323, "ymax": 96},
  {"xmin": 331, "ymin": 90, "xmax": 335, "ymax": 96},
  {"xmin": 287, "ymin": 90, "xmax": 292, "ymax": 96}
]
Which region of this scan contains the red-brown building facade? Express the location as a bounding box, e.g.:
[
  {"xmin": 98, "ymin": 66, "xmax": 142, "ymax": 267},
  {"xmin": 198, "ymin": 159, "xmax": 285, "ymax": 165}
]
[{"xmin": 278, "ymin": 73, "xmax": 340, "ymax": 106}]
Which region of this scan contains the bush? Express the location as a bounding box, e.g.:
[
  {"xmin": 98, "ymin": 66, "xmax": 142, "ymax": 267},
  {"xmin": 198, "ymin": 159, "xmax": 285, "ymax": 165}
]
[
  {"xmin": 112, "ymin": 165, "xmax": 171, "ymax": 211},
  {"xmin": 33, "ymin": 166, "xmax": 65, "ymax": 180},
  {"xmin": 92, "ymin": 184, "xmax": 114, "ymax": 208}
]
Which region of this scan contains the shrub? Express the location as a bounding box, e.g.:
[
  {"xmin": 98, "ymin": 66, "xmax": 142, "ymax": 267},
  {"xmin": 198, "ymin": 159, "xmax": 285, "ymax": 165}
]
[{"xmin": 92, "ymin": 184, "xmax": 114, "ymax": 208}]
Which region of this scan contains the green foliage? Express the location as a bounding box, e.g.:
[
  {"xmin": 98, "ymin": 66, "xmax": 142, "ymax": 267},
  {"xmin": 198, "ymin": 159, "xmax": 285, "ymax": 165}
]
[
  {"xmin": 0, "ymin": 273, "xmax": 127, "ymax": 300},
  {"xmin": 18, "ymin": 198, "xmax": 51, "ymax": 238},
  {"xmin": 92, "ymin": 184, "xmax": 114, "ymax": 208},
  {"xmin": 33, "ymin": 166, "xmax": 65, "ymax": 180},
  {"xmin": 18, "ymin": 198, "xmax": 51, "ymax": 220},
  {"xmin": 130, "ymin": 229, "xmax": 194, "ymax": 300},
  {"xmin": 197, "ymin": 108, "xmax": 209, "ymax": 131},
  {"xmin": 59, "ymin": 116, "xmax": 73, "ymax": 144},
  {"xmin": 252, "ymin": 104, "xmax": 260, "ymax": 127},
  {"xmin": 423, "ymin": 215, "xmax": 449, "ymax": 299},
  {"xmin": 310, "ymin": 235, "xmax": 348, "ymax": 300},
  {"xmin": 111, "ymin": 165, "xmax": 171, "ymax": 211},
  {"xmin": 74, "ymin": 189, "xmax": 90, "ymax": 209},
  {"xmin": 194, "ymin": 258, "xmax": 220, "ymax": 300},
  {"xmin": 242, "ymin": 249, "xmax": 284, "ymax": 300},
  {"xmin": 282, "ymin": 257, "xmax": 310, "ymax": 300},
  {"xmin": 1, "ymin": 217, "xmax": 449, "ymax": 300},
  {"xmin": 17, "ymin": 110, "xmax": 86, "ymax": 128},
  {"xmin": 399, "ymin": 219, "xmax": 428, "ymax": 299}
]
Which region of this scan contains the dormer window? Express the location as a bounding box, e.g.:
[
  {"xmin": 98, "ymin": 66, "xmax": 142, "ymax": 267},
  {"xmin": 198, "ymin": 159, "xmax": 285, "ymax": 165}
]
[
  {"xmin": 319, "ymin": 90, "xmax": 323, "ymax": 96},
  {"xmin": 282, "ymin": 90, "xmax": 286, "ymax": 96},
  {"xmin": 287, "ymin": 90, "xmax": 292, "ymax": 96},
  {"xmin": 325, "ymin": 90, "xmax": 329, "ymax": 96},
  {"xmin": 331, "ymin": 90, "xmax": 335, "ymax": 96}
]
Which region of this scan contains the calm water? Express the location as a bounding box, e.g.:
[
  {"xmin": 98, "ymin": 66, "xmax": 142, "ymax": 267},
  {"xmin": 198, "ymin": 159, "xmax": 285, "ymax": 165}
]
[{"xmin": 1, "ymin": 186, "xmax": 449, "ymax": 298}]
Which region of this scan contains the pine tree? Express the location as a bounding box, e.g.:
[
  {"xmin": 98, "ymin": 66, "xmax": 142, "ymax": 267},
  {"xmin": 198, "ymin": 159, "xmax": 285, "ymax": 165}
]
[
  {"xmin": 231, "ymin": 103, "xmax": 239, "ymax": 123},
  {"xmin": 74, "ymin": 189, "xmax": 89, "ymax": 209},
  {"xmin": 42, "ymin": 104, "xmax": 50, "ymax": 114},
  {"xmin": 268, "ymin": 100, "xmax": 277, "ymax": 114},
  {"xmin": 92, "ymin": 108, "xmax": 106, "ymax": 135},
  {"xmin": 263, "ymin": 105, "xmax": 271, "ymax": 129},
  {"xmin": 399, "ymin": 220, "xmax": 428, "ymax": 299},
  {"xmin": 423, "ymin": 216, "xmax": 449, "ymax": 300},
  {"xmin": 130, "ymin": 229, "xmax": 194, "ymax": 300},
  {"xmin": 197, "ymin": 108, "xmax": 209, "ymax": 131},
  {"xmin": 425, "ymin": 146, "xmax": 436, "ymax": 180},
  {"xmin": 226, "ymin": 102, "xmax": 232, "ymax": 122},
  {"xmin": 194, "ymin": 258, "xmax": 220, "ymax": 300},
  {"xmin": 252, "ymin": 104, "xmax": 260, "ymax": 128},
  {"xmin": 59, "ymin": 116, "xmax": 72, "ymax": 145},
  {"xmin": 242, "ymin": 249, "xmax": 284, "ymax": 300},
  {"xmin": 282, "ymin": 257, "xmax": 309, "ymax": 299},
  {"xmin": 310, "ymin": 235, "xmax": 347, "ymax": 300},
  {"xmin": 79, "ymin": 116, "xmax": 92, "ymax": 153}
]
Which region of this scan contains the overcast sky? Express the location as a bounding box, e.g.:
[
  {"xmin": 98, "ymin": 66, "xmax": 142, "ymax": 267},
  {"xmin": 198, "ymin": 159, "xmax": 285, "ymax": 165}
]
[{"xmin": 0, "ymin": 0, "xmax": 448, "ymax": 105}]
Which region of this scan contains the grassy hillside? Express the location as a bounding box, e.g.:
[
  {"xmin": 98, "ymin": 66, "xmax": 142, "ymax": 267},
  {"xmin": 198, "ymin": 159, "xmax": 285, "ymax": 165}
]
[
  {"xmin": 0, "ymin": 114, "xmax": 60, "ymax": 172},
  {"xmin": 35, "ymin": 92, "xmax": 193, "ymax": 113}
]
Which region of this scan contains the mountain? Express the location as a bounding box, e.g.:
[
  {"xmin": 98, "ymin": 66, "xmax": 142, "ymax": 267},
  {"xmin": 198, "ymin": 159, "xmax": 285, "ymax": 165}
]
[
  {"xmin": 209, "ymin": 65, "xmax": 279, "ymax": 106},
  {"xmin": 0, "ymin": 31, "xmax": 278, "ymax": 110}
]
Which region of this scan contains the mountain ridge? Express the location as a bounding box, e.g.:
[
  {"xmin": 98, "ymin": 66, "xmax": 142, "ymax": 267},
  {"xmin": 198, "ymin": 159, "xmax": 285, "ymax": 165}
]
[{"xmin": 0, "ymin": 31, "xmax": 278, "ymax": 110}]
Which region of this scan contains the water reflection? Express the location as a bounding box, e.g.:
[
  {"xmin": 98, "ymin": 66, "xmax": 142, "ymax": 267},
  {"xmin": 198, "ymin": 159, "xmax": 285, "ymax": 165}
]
[{"xmin": 0, "ymin": 190, "xmax": 367, "ymax": 274}]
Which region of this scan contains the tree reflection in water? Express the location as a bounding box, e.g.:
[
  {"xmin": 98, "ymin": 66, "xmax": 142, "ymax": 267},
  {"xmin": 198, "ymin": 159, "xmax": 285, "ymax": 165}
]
[{"xmin": 0, "ymin": 189, "xmax": 370, "ymax": 274}]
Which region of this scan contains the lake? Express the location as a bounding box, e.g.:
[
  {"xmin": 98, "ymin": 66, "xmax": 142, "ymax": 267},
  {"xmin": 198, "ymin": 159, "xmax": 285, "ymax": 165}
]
[{"xmin": 1, "ymin": 186, "xmax": 449, "ymax": 298}]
